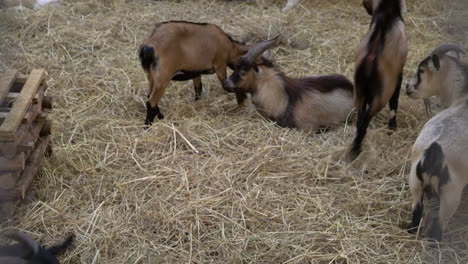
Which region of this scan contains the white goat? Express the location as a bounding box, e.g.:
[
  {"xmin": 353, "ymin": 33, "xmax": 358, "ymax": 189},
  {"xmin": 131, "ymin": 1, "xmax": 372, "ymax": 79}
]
[{"xmin": 406, "ymin": 44, "xmax": 468, "ymax": 241}]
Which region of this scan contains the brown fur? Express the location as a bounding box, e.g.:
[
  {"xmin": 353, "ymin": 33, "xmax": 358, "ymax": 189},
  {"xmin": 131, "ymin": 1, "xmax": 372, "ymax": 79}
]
[
  {"xmin": 140, "ymin": 21, "xmax": 248, "ymax": 124},
  {"xmin": 355, "ymin": 20, "xmax": 407, "ymax": 116},
  {"xmin": 226, "ymin": 63, "xmax": 354, "ymax": 131}
]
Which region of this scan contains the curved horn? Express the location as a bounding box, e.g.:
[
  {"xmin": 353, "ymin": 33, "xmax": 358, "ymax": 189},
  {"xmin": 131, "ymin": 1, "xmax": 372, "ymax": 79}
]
[
  {"xmin": 432, "ymin": 44, "xmax": 466, "ymax": 56},
  {"xmin": 5, "ymin": 232, "xmax": 39, "ymax": 255},
  {"xmin": 242, "ymin": 35, "xmax": 280, "ymax": 65}
]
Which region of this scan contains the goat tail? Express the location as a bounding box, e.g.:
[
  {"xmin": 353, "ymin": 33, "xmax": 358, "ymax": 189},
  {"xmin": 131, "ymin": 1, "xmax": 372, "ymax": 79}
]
[
  {"xmin": 139, "ymin": 45, "xmax": 155, "ymax": 71},
  {"xmin": 47, "ymin": 234, "xmax": 74, "ymax": 256},
  {"xmin": 416, "ymin": 142, "xmax": 450, "ymax": 199}
]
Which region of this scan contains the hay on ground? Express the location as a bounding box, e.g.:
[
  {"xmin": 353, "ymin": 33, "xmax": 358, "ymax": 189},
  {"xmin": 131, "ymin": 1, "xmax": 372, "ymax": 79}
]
[{"xmin": 0, "ymin": 0, "xmax": 467, "ymax": 263}]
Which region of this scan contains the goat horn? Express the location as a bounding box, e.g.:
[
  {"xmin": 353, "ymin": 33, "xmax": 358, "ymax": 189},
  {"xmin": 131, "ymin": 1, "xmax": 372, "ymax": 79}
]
[
  {"xmin": 5, "ymin": 232, "xmax": 39, "ymax": 255},
  {"xmin": 432, "ymin": 44, "xmax": 466, "ymax": 56},
  {"xmin": 243, "ymin": 35, "xmax": 280, "ymax": 65}
]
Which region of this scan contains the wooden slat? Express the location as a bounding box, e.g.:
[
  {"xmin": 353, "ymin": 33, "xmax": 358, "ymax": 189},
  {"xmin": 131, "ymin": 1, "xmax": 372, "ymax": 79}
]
[
  {"xmin": 0, "ymin": 141, "xmax": 18, "ymax": 159},
  {"xmin": 16, "ymin": 135, "xmax": 50, "ymax": 199},
  {"xmin": 0, "ymin": 152, "xmax": 25, "ymax": 171},
  {"xmin": 0, "ymin": 92, "xmax": 20, "ymax": 107},
  {"xmin": 42, "ymin": 95, "xmax": 52, "ymax": 109},
  {"xmin": 0, "ymin": 171, "xmax": 21, "ymax": 189},
  {"xmin": 0, "ymin": 70, "xmax": 18, "ymax": 104},
  {"xmin": 0, "ymin": 114, "xmax": 48, "ymax": 158},
  {"xmin": 0, "ymin": 70, "xmax": 44, "ymax": 140}
]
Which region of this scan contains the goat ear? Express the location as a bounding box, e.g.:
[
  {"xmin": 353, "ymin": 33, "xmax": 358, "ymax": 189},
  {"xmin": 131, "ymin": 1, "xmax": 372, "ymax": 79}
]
[{"xmin": 431, "ymin": 54, "xmax": 440, "ymax": 71}]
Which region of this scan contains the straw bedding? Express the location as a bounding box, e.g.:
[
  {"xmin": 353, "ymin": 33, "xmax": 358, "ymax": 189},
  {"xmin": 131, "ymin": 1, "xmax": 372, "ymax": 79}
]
[{"xmin": 0, "ymin": 0, "xmax": 467, "ymax": 263}]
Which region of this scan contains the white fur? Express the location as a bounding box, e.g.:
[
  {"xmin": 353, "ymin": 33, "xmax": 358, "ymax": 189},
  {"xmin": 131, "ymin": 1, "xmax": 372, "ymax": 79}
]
[{"xmin": 282, "ymin": 0, "xmax": 299, "ymax": 13}]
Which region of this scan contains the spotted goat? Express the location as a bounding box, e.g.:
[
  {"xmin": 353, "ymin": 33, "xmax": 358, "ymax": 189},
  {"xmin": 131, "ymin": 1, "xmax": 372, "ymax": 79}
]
[
  {"xmin": 406, "ymin": 44, "xmax": 468, "ymax": 241},
  {"xmin": 223, "ymin": 37, "xmax": 354, "ymax": 131}
]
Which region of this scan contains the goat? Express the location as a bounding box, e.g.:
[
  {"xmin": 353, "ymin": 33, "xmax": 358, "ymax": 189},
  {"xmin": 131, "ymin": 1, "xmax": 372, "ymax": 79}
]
[
  {"xmin": 223, "ymin": 37, "xmax": 354, "ymax": 131},
  {"xmin": 405, "ymin": 44, "xmax": 468, "ymax": 241},
  {"xmin": 0, "ymin": 231, "xmax": 73, "ymax": 264},
  {"xmin": 347, "ymin": 0, "xmax": 408, "ymax": 161},
  {"xmin": 0, "ymin": 0, "xmax": 60, "ymax": 9},
  {"xmin": 139, "ymin": 21, "xmax": 249, "ymax": 126}
]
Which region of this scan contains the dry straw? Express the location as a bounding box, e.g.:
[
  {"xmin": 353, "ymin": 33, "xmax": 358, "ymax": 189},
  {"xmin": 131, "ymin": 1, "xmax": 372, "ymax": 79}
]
[{"xmin": 0, "ymin": 0, "xmax": 467, "ymax": 263}]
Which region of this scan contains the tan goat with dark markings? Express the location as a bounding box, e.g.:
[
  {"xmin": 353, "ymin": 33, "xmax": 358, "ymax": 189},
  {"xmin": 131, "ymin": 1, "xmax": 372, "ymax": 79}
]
[
  {"xmin": 347, "ymin": 0, "xmax": 408, "ymax": 161},
  {"xmin": 223, "ymin": 37, "xmax": 354, "ymax": 131},
  {"xmin": 139, "ymin": 21, "xmax": 249, "ymax": 126}
]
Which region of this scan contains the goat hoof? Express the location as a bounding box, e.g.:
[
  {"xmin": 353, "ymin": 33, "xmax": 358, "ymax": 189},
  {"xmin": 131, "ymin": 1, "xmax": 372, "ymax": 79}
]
[
  {"xmin": 407, "ymin": 225, "xmax": 418, "ymax": 234},
  {"xmin": 388, "ymin": 121, "xmax": 397, "ymax": 131},
  {"xmin": 345, "ymin": 149, "xmax": 360, "ymax": 163}
]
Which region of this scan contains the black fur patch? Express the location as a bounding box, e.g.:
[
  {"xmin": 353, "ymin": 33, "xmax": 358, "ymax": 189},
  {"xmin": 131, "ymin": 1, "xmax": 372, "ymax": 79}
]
[
  {"xmin": 416, "ymin": 142, "xmax": 450, "ymax": 200},
  {"xmin": 408, "ymin": 202, "xmax": 424, "ymax": 234},
  {"xmin": 139, "ymin": 45, "xmax": 156, "ymax": 71},
  {"xmin": 145, "ymin": 101, "xmax": 164, "ymax": 127},
  {"xmin": 171, "ymin": 69, "xmax": 214, "ymax": 81},
  {"xmin": 159, "ymin": 20, "xmax": 209, "ymax": 26}
]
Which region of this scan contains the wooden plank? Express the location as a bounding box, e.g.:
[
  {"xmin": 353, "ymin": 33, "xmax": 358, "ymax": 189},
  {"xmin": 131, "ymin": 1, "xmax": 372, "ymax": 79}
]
[
  {"xmin": 0, "ymin": 141, "xmax": 18, "ymax": 159},
  {"xmin": 0, "ymin": 152, "xmax": 25, "ymax": 171},
  {"xmin": 0, "ymin": 92, "xmax": 20, "ymax": 107},
  {"xmin": 0, "ymin": 171, "xmax": 21, "ymax": 189},
  {"xmin": 0, "ymin": 115, "xmax": 47, "ymax": 157},
  {"xmin": 0, "ymin": 70, "xmax": 44, "ymax": 140},
  {"xmin": 0, "ymin": 70, "xmax": 18, "ymax": 103},
  {"xmin": 42, "ymin": 95, "xmax": 52, "ymax": 109},
  {"xmin": 16, "ymin": 135, "xmax": 50, "ymax": 199}
]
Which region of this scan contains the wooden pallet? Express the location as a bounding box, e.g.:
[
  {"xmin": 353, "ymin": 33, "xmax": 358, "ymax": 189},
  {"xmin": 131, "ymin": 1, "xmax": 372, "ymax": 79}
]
[{"xmin": 0, "ymin": 69, "xmax": 53, "ymax": 222}]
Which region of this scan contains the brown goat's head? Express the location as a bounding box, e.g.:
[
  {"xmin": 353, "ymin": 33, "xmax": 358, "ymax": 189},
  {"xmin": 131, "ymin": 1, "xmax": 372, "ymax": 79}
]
[{"xmin": 223, "ymin": 36, "xmax": 279, "ymax": 94}]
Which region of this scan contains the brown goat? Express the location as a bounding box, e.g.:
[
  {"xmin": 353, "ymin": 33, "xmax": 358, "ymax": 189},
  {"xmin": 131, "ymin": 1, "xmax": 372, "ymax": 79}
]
[
  {"xmin": 223, "ymin": 37, "xmax": 354, "ymax": 131},
  {"xmin": 139, "ymin": 21, "xmax": 249, "ymax": 126},
  {"xmin": 347, "ymin": 0, "xmax": 408, "ymax": 161}
]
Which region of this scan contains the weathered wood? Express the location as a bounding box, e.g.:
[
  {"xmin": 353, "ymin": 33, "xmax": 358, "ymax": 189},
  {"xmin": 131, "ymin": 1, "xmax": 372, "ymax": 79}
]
[
  {"xmin": 0, "ymin": 141, "xmax": 18, "ymax": 159},
  {"xmin": 0, "ymin": 70, "xmax": 45, "ymax": 141},
  {"xmin": 0, "ymin": 200, "xmax": 17, "ymax": 223},
  {"xmin": 40, "ymin": 119, "xmax": 52, "ymax": 137},
  {"xmin": 0, "ymin": 70, "xmax": 18, "ymax": 104},
  {"xmin": 0, "ymin": 152, "xmax": 25, "ymax": 171},
  {"xmin": 0, "ymin": 188, "xmax": 19, "ymax": 201},
  {"xmin": 16, "ymin": 135, "xmax": 50, "ymax": 199},
  {"xmin": 0, "ymin": 115, "xmax": 47, "ymax": 159},
  {"xmin": 15, "ymin": 74, "xmax": 28, "ymax": 84},
  {"xmin": 0, "ymin": 171, "xmax": 21, "ymax": 189},
  {"xmin": 42, "ymin": 95, "xmax": 52, "ymax": 109}
]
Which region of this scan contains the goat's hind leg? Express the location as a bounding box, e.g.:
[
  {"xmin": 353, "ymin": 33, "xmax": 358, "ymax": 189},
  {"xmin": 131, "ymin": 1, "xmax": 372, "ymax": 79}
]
[
  {"xmin": 388, "ymin": 72, "xmax": 403, "ymax": 130},
  {"xmin": 193, "ymin": 76, "xmax": 202, "ymax": 101},
  {"xmin": 408, "ymin": 164, "xmax": 424, "ymax": 234},
  {"xmin": 347, "ymin": 104, "xmax": 372, "ymax": 161},
  {"xmin": 430, "ymin": 181, "xmax": 463, "ymax": 242},
  {"xmin": 146, "ymin": 69, "xmax": 171, "ymax": 127}
]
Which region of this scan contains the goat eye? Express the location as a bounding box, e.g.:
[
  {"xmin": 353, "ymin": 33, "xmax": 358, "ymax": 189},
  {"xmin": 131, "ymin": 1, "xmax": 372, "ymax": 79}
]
[
  {"xmin": 419, "ymin": 69, "xmax": 424, "ymax": 75},
  {"xmin": 239, "ymin": 70, "xmax": 246, "ymax": 76}
]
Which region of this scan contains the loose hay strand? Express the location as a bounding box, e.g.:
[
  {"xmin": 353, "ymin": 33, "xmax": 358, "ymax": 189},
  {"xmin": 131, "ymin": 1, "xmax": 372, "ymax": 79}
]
[{"xmin": 0, "ymin": 0, "xmax": 467, "ymax": 263}]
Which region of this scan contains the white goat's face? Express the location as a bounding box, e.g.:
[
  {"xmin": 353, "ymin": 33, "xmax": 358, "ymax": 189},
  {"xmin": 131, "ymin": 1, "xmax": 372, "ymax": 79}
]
[{"xmin": 406, "ymin": 55, "xmax": 442, "ymax": 99}]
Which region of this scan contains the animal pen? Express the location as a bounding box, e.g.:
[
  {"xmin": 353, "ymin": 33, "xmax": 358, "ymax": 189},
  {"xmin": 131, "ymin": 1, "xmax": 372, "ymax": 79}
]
[
  {"xmin": 0, "ymin": 0, "xmax": 467, "ymax": 263},
  {"xmin": 0, "ymin": 69, "xmax": 52, "ymax": 222}
]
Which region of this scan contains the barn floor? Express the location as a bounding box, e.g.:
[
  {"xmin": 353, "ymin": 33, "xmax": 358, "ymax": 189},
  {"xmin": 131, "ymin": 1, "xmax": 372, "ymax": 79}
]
[{"xmin": 0, "ymin": 0, "xmax": 467, "ymax": 263}]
